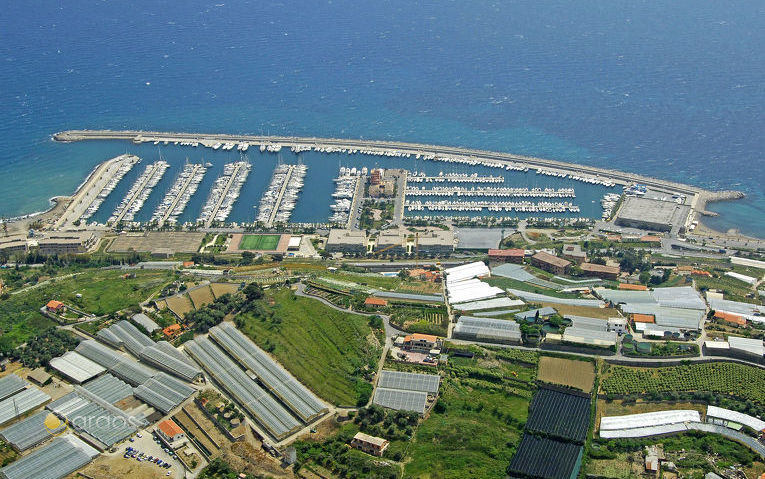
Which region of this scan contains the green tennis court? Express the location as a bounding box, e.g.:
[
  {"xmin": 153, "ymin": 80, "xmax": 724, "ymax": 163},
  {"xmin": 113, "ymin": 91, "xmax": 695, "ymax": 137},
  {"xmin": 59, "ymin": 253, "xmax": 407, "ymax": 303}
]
[{"xmin": 238, "ymin": 234, "xmax": 281, "ymax": 251}]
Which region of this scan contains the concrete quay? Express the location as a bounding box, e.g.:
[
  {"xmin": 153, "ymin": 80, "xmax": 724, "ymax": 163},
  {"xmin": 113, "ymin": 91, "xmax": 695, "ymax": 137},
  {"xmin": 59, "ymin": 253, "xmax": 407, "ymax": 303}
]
[
  {"xmin": 54, "ymin": 154, "xmax": 139, "ymax": 229},
  {"xmin": 53, "ymin": 129, "xmax": 741, "ymax": 201}
]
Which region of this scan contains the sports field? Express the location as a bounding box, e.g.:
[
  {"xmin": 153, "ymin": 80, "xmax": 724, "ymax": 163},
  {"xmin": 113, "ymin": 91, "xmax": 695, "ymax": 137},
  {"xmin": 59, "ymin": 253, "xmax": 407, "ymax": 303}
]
[{"xmin": 238, "ymin": 234, "xmax": 281, "ymax": 251}]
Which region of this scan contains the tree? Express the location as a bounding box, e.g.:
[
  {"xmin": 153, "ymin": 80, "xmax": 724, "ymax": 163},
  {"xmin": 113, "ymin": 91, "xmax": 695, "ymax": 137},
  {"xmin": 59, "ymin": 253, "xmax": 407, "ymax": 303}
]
[{"xmin": 243, "ymin": 282, "xmax": 264, "ymax": 302}]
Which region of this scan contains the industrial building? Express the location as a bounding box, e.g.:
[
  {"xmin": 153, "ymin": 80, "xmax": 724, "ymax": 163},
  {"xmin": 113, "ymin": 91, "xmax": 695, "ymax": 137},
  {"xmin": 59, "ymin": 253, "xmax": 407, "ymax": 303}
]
[
  {"xmin": 184, "ymin": 336, "xmax": 302, "ymax": 440},
  {"xmin": 75, "ymin": 340, "xmax": 195, "ymax": 412},
  {"xmin": 47, "ymin": 387, "xmax": 144, "ymax": 449},
  {"xmin": 325, "ymin": 229, "xmax": 369, "ymax": 255},
  {"xmin": 453, "ymin": 316, "xmax": 522, "ymax": 344},
  {"xmin": 0, "ymin": 375, "xmax": 29, "ymax": 402},
  {"xmin": 95, "ymin": 320, "xmax": 202, "ymax": 382},
  {"xmin": 373, "ymin": 370, "xmax": 440, "ymax": 415},
  {"xmin": 131, "ymin": 313, "xmax": 160, "ymax": 333},
  {"xmin": 615, "ymin": 196, "xmax": 690, "ymax": 233},
  {"xmin": 0, "ymin": 434, "xmax": 100, "ymax": 479},
  {"xmin": 0, "ymin": 387, "xmax": 51, "ymax": 426},
  {"xmin": 531, "ymin": 251, "xmax": 571, "ymax": 275},
  {"xmin": 0, "ymin": 410, "xmax": 66, "ymax": 452},
  {"xmin": 208, "ymin": 322, "xmax": 328, "ymax": 423}
]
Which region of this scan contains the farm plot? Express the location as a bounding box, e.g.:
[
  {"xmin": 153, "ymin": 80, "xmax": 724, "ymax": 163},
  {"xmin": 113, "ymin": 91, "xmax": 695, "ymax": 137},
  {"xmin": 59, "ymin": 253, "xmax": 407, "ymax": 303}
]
[
  {"xmin": 163, "ymin": 295, "xmax": 195, "ymax": 318},
  {"xmin": 210, "ymin": 282, "xmax": 240, "ymax": 298},
  {"xmin": 389, "ymin": 305, "xmax": 448, "ymax": 336},
  {"xmin": 600, "ymin": 362, "xmax": 765, "ymax": 408},
  {"xmin": 537, "ymin": 356, "xmax": 595, "ymax": 392},
  {"xmin": 507, "ymin": 434, "xmax": 583, "ymax": 479},
  {"xmin": 188, "ymin": 285, "xmax": 215, "ymax": 309},
  {"xmin": 525, "ymin": 386, "xmax": 591, "ymax": 443}
]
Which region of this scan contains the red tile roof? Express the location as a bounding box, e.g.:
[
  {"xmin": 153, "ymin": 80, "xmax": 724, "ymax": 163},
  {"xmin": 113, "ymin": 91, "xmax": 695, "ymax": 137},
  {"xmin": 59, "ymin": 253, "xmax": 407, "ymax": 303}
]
[
  {"xmin": 364, "ymin": 297, "xmax": 388, "ymax": 307},
  {"xmin": 163, "ymin": 323, "xmax": 182, "ymax": 337},
  {"xmin": 404, "ymin": 333, "xmax": 438, "ymax": 343},
  {"xmin": 714, "ymin": 311, "xmax": 747, "ymax": 326},
  {"xmin": 618, "ymin": 283, "xmax": 648, "ymax": 291},
  {"xmin": 488, "ymin": 249, "xmax": 525, "ymax": 258},
  {"xmin": 46, "ymin": 300, "xmax": 65, "ymax": 310},
  {"xmin": 631, "ymin": 313, "xmax": 655, "ymax": 324},
  {"xmin": 158, "ymin": 419, "xmax": 184, "ymax": 438}
]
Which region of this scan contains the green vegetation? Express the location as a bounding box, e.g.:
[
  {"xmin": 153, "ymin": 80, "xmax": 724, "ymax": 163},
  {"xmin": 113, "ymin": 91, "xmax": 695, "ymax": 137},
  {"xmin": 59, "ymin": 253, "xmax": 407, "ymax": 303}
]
[
  {"xmin": 197, "ymin": 458, "xmax": 253, "ymax": 479},
  {"xmin": 63, "ymin": 269, "xmax": 173, "ymax": 315},
  {"xmin": 621, "ymin": 339, "xmax": 699, "ymax": 357},
  {"xmin": 238, "ymin": 234, "xmax": 281, "ymax": 251},
  {"xmin": 403, "ymin": 355, "xmax": 535, "ymax": 478},
  {"xmin": 198, "ymin": 389, "xmax": 245, "ymax": 432},
  {"xmin": 12, "ymin": 329, "xmax": 79, "ymax": 368},
  {"xmin": 186, "ymin": 293, "xmax": 244, "ymax": 333},
  {"xmin": 236, "ymin": 288, "xmax": 382, "ymax": 406},
  {"xmin": 360, "ymin": 200, "xmax": 394, "ymax": 230},
  {"xmin": 293, "ymin": 422, "xmax": 399, "ymax": 479},
  {"xmin": 601, "ymin": 362, "xmax": 765, "ymax": 409},
  {"xmin": 355, "ymin": 404, "xmax": 419, "ymax": 442},
  {"xmin": 0, "ymin": 440, "xmax": 18, "ymax": 467},
  {"xmin": 590, "ymin": 431, "xmax": 760, "ymax": 477},
  {"xmin": 388, "ymin": 304, "xmax": 448, "ymax": 336},
  {"xmin": 0, "ymin": 269, "xmax": 172, "ymax": 351}
]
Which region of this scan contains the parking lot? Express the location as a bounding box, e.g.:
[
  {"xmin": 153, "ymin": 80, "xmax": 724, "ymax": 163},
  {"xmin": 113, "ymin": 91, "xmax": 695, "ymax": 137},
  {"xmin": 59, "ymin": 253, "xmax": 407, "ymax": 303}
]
[{"xmin": 77, "ymin": 429, "xmax": 188, "ymax": 479}]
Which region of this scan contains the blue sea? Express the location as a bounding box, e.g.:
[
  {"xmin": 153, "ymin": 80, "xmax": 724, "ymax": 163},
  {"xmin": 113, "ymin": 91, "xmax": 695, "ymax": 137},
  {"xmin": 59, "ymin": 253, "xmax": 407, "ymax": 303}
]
[{"xmin": 1, "ymin": 1, "xmax": 763, "ymax": 236}]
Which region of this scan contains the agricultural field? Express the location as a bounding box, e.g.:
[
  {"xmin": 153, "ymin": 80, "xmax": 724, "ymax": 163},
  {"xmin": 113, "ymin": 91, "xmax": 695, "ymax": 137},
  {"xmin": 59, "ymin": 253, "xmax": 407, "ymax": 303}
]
[
  {"xmin": 237, "ymin": 288, "xmax": 382, "ymax": 406},
  {"xmin": 525, "ymin": 386, "xmax": 591, "ymax": 443},
  {"xmin": 322, "ymin": 271, "xmax": 402, "ymax": 291},
  {"xmin": 389, "ymin": 305, "xmax": 448, "ymax": 336},
  {"xmin": 537, "ymin": 356, "xmax": 595, "ymax": 392},
  {"xmin": 188, "ymin": 285, "xmax": 215, "ymax": 309},
  {"xmin": 600, "ymin": 362, "xmax": 765, "ymax": 408},
  {"xmin": 395, "ymin": 281, "xmax": 442, "ymax": 295},
  {"xmin": 0, "ymin": 268, "xmax": 173, "ymax": 350},
  {"xmin": 238, "ymin": 234, "xmax": 281, "ymax": 251},
  {"xmin": 588, "ymin": 432, "xmax": 765, "ymax": 479},
  {"xmin": 507, "ymin": 434, "xmax": 582, "ymax": 479},
  {"xmin": 403, "ymin": 350, "xmax": 536, "ymax": 478},
  {"xmin": 210, "ymin": 282, "xmax": 240, "ymax": 298},
  {"xmin": 162, "ymin": 294, "xmax": 195, "ymax": 318}
]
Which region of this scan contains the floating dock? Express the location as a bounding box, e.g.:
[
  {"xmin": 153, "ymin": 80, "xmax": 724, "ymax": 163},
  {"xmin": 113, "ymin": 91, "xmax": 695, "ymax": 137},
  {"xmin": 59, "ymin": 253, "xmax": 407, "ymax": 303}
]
[
  {"xmin": 109, "ymin": 160, "xmax": 169, "ymax": 224},
  {"xmin": 405, "ymin": 200, "xmax": 581, "ymax": 213},
  {"xmin": 329, "ymin": 167, "xmax": 363, "ymax": 226},
  {"xmin": 198, "ymin": 161, "xmax": 250, "ymax": 227},
  {"xmin": 406, "ymin": 173, "xmax": 504, "ymax": 183},
  {"xmin": 405, "ymin": 186, "xmax": 576, "ymax": 198},
  {"xmin": 151, "ymin": 163, "xmax": 207, "ymax": 226},
  {"xmin": 53, "ymin": 130, "xmax": 725, "ymax": 202},
  {"xmin": 256, "ymin": 164, "xmax": 307, "ymax": 227},
  {"xmin": 54, "ymin": 154, "xmax": 140, "ymax": 228}
]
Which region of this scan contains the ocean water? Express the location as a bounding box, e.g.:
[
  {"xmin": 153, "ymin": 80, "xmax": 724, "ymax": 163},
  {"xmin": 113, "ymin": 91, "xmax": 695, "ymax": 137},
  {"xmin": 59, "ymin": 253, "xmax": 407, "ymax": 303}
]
[{"xmin": 1, "ymin": 1, "xmax": 763, "ymax": 235}]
